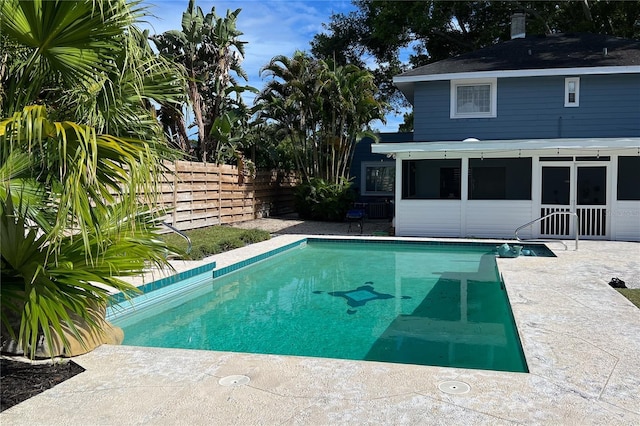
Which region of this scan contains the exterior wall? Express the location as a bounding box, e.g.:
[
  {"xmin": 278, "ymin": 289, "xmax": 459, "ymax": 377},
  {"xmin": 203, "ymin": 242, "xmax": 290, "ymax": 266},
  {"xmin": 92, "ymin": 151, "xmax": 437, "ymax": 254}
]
[
  {"xmin": 395, "ymin": 200, "xmax": 461, "ymax": 237},
  {"xmin": 610, "ymin": 201, "xmax": 640, "ymax": 241},
  {"xmin": 465, "ymin": 201, "xmax": 534, "ymax": 239},
  {"xmin": 395, "ymin": 200, "xmax": 535, "ymax": 239},
  {"xmin": 413, "ymin": 74, "xmax": 640, "ymax": 141}
]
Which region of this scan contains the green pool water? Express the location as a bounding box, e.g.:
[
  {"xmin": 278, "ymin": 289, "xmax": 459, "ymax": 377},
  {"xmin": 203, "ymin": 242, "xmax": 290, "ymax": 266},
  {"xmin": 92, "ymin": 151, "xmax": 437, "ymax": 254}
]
[{"xmin": 113, "ymin": 240, "xmax": 528, "ymax": 372}]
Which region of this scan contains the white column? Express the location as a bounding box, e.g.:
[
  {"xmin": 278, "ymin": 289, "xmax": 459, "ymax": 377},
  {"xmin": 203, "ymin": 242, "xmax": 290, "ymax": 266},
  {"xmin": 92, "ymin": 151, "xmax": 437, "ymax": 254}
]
[{"xmin": 460, "ymin": 157, "xmax": 469, "ymax": 237}]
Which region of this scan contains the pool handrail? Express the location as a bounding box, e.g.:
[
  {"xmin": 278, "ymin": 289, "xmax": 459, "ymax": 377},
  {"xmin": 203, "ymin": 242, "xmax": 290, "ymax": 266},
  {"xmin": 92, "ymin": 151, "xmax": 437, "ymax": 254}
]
[
  {"xmin": 515, "ymin": 211, "xmax": 579, "ymax": 251},
  {"xmin": 162, "ymin": 222, "xmax": 192, "ymax": 254}
]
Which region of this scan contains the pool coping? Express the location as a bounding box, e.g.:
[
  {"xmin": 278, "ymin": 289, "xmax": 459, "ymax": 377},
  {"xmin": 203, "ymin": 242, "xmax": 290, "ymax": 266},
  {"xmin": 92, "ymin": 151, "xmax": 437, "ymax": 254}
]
[{"xmin": 2, "ymin": 236, "xmax": 639, "ymax": 424}]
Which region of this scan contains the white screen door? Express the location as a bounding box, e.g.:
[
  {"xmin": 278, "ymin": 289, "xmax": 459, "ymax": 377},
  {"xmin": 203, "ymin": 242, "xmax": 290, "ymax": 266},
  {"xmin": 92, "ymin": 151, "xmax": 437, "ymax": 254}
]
[{"xmin": 540, "ymin": 163, "xmax": 608, "ymax": 238}]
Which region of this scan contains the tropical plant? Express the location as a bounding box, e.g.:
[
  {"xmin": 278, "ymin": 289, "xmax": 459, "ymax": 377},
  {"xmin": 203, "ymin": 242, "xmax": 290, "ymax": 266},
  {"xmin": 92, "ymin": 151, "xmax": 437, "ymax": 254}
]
[
  {"xmin": 151, "ymin": 0, "xmax": 256, "ymax": 162},
  {"xmin": 258, "ymin": 52, "xmax": 386, "ymax": 184},
  {"xmin": 257, "ymin": 52, "xmax": 323, "ymax": 182},
  {"xmin": 320, "ymin": 62, "xmax": 386, "ymax": 182},
  {"xmin": 294, "ymin": 178, "xmax": 356, "ymax": 221},
  {"xmin": 0, "ymin": 0, "xmax": 185, "ymax": 137},
  {"xmin": 257, "ymin": 52, "xmax": 384, "ymax": 220},
  {"xmin": 0, "ymin": 106, "xmax": 175, "ymax": 358},
  {"xmin": 0, "ymin": 0, "xmax": 183, "ymax": 358}
]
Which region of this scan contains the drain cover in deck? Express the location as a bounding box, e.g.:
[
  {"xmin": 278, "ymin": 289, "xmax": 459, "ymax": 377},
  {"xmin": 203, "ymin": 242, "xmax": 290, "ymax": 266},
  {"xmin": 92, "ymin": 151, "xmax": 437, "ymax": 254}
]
[
  {"xmin": 219, "ymin": 375, "xmax": 250, "ymax": 386},
  {"xmin": 438, "ymin": 381, "xmax": 471, "ymax": 394}
]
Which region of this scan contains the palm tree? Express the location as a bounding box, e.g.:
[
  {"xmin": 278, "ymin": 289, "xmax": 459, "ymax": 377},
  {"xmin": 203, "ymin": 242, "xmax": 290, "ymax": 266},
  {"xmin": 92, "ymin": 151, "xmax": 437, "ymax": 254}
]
[
  {"xmin": 257, "ymin": 53, "xmax": 386, "ymax": 221},
  {"xmin": 258, "ymin": 51, "xmax": 326, "ymax": 182},
  {"xmin": 258, "ymin": 53, "xmax": 386, "ymax": 184},
  {"xmin": 319, "ymin": 62, "xmax": 386, "ymax": 183},
  {"xmin": 0, "ymin": 106, "xmax": 174, "ymax": 357},
  {"xmin": 0, "ymin": 0, "xmax": 183, "ymax": 358}
]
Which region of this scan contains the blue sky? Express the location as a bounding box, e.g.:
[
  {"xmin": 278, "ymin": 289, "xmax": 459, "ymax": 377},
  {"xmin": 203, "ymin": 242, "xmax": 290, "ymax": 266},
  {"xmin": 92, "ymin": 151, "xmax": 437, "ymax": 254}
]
[{"xmin": 142, "ymin": 0, "xmax": 403, "ymax": 132}]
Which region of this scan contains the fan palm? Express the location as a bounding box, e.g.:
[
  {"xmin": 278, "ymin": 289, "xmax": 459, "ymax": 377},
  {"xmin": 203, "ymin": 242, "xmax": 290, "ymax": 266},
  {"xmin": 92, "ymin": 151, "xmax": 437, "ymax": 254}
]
[
  {"xmin": 0, "ymin": 105, "xmax": 176, "ymax": 358},
  {"xmin": 0, "ymin": 0, "xmax": 186, "ymax": 138},
  {"xmin": 0, "ymin": 0, "xmax": 184, "ymax": 358}
]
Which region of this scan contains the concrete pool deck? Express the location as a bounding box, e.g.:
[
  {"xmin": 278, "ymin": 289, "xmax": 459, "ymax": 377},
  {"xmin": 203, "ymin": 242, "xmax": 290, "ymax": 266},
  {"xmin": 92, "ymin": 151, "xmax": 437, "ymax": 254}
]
[{"xmin": 2, "ymin": 231, "xmax": 639, "ymax": 424}]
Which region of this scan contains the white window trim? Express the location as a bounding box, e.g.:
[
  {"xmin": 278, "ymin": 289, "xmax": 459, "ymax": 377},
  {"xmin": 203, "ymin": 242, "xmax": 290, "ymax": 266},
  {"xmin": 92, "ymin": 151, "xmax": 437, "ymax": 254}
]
[
  {"xmin": 450, "ymin": 78, "xmax": 497, "ymax": 119},
  {"xmin": 564, "ymin": 77, "xmax": 580, "ymax": 107},
  {"xmin": 361, "ymin": 161, "xmax": 395, "ymax": 196}
]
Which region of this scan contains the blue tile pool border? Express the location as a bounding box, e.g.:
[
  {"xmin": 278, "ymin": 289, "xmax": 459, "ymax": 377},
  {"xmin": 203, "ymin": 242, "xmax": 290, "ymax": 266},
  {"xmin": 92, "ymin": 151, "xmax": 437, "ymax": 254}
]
[
  {"xmin": 208, "ymin": 238, "xmax": 554, "ymax": 281},
  {"xmin": 109, "ymin": 261, "xmax": 217, "ymax": 305},
  {"xmin": 212, "ymin": 239, "xmax": 308, "ymax": 278}
]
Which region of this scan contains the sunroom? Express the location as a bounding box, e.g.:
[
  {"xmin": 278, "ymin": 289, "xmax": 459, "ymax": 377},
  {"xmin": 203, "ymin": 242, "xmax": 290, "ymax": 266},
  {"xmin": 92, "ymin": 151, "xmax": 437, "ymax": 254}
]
[{"xmin": 372, "ymin": 137, "xmax": 640, "ymax": 242}]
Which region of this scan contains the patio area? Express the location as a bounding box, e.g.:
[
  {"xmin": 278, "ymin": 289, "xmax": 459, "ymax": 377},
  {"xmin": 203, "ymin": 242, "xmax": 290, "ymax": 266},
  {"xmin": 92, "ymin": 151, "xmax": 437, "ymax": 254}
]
[{"xmin": 1, "ymin": 219, "xmax": 639, "ymax": 425}]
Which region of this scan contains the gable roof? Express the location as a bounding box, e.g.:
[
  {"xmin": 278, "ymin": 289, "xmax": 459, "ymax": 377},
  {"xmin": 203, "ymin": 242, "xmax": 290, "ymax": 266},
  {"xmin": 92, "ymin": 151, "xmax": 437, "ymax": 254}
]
[{"xmin": 395, "ymin": 33, "xmax": 640, "ymax": 103}]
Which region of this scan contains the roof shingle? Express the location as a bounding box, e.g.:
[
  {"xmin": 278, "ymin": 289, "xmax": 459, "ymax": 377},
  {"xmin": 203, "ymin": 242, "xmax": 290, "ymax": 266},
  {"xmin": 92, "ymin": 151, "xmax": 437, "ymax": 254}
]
[{"xmin": 399, "ymin": 33, "xmax": 640, "ymax": 77}]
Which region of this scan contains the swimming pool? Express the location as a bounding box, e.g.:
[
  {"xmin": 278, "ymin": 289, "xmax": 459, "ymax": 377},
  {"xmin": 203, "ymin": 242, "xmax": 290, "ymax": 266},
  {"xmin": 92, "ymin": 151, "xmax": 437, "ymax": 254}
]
[{"xmin": 110, "ymin": 239, "xmax": 532, "ymax": 373}]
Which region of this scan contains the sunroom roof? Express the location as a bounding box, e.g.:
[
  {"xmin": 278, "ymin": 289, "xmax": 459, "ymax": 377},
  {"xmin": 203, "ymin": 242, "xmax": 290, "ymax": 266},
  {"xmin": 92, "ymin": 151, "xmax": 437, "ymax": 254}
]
[{"xmin": 371, "ymin": 137, "xmax": 640, "ymax": 156}]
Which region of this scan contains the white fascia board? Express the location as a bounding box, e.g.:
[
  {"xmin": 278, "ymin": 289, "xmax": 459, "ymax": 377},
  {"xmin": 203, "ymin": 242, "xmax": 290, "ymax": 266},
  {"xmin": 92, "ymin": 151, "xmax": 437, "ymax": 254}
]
[
  {"xmin": 393, "ymin": 66, "xmax": 640, "ymax": 84},
  {"xmin": 371, "ymin": 137, "xmax": 640, "ymax": 155}
]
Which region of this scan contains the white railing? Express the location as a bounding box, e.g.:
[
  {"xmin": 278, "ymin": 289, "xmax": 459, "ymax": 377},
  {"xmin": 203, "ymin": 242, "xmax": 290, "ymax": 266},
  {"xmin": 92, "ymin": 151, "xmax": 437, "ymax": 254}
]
[{"xmin": 515, "ymin": 211, "xmax": 579, "ymax": 250}]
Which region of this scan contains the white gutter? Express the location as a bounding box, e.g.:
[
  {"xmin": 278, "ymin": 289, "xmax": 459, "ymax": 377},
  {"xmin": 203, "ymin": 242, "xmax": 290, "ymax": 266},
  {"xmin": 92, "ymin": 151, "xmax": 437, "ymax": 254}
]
[
  {"xmin": 371, "ymin": 137, "xmax": 640, "ymax": 155},
  {"xmin": 393, "ymin": 66, "xmax": 640, "ymax": 84}
]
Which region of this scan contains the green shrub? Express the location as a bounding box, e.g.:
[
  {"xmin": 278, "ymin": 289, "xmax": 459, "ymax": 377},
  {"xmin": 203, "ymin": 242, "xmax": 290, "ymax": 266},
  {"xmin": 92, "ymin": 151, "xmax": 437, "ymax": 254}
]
[
  {"xmin": 160, "ymin": 226, "xmax": 271, "ymax": 260},
  {"xmin": 294, "ymin": 178, "xmax": 356, "ymax": 221},
  {"xmin": 240, "ymin": 228, "xmax": 271, "ymax": 244}
]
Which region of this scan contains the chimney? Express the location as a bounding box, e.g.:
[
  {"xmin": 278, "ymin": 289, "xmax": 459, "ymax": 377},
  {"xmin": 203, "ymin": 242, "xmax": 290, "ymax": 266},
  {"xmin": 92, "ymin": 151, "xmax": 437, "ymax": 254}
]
[{"xmin": 511, "ymin": 13, "xmax": 526, "ymax": 39}]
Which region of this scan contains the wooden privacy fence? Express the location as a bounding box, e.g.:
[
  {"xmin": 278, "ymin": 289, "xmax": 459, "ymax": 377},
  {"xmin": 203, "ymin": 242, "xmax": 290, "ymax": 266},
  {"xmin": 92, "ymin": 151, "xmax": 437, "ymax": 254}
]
[{"xmin": 159, "ymin": 161, "xmax": 297, "ymax": 231}]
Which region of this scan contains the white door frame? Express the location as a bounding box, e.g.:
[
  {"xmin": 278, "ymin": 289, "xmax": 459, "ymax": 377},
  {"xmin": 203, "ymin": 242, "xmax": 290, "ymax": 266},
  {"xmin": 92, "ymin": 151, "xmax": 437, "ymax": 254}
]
[{"xmin": 538, "ymin": 160, "xmax": 610, "ymax": 239}]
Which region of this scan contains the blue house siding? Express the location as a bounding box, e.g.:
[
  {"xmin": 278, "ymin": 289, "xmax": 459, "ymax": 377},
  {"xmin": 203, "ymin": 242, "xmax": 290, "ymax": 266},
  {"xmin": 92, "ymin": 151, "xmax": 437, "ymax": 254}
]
[{"xmin": 413, "ymin": 74, "xmax": 640, "ymax": 141}]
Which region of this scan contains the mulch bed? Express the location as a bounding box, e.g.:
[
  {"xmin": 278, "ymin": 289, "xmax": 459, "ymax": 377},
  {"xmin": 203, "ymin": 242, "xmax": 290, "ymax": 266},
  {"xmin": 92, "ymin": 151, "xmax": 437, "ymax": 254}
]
[{"xmin": 0, "ymin": 357, "xmax": 85, "ymax": 412}]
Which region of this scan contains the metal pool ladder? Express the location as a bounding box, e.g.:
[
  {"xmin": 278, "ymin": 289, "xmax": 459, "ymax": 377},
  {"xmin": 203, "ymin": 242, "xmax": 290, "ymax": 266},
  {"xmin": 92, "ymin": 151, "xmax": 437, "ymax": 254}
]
[
  {"xmin": 162, "ymin": 222, "xmax": 192, "ymax": 254},
  {"xmin": 515, "ymin": 211, "xmax": 579, "ymax": 251}
]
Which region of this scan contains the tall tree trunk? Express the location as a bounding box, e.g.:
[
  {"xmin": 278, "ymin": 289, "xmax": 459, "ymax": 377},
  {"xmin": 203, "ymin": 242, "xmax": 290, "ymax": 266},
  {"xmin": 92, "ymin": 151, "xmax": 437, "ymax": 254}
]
[{"xmin": 188, "ymin": 78, "xmax": 207, "ymax": 161}]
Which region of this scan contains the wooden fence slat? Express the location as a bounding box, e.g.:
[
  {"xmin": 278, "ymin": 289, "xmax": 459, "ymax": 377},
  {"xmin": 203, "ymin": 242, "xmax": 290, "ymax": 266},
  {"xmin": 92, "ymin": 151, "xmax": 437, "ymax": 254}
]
[{"xmin": 155, "ymin": 161, "xmax": 297, "ymax": 230}]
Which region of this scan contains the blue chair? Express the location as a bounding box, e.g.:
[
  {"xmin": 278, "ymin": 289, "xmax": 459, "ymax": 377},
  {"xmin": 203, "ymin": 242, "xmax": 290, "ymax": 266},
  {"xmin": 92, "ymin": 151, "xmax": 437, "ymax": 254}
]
[{"xmin": 346, "ymin": 207, "xmax": 365, "ymax": 233}]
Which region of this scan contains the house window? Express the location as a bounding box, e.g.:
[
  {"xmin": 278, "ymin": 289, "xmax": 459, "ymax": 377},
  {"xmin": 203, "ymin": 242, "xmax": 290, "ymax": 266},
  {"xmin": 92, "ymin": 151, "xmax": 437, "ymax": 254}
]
[
  {"xmin": 617, "ymin": 156, "xmax": 640, "ymax": 200},
  {"xmin": 564, "ymin": 77, "xmax": 580, "ymax": 107},
  {"xmin": 468, "ymin": 158, "xmax": 532, "ymax": 200},
  {"xmin": 450, "ymin": 78, "xmax": 497, "ymax": 118},
  {"xmin": 402, "ymin": 159, "xmax": 461, "ymax": 199},
  {"xmin": 362, "ymin": 162, "xmax": 395, "ymax": 196}
]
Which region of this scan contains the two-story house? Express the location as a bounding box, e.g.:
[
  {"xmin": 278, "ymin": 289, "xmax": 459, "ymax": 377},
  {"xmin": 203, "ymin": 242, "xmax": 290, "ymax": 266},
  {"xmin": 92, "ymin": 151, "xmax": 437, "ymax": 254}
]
[{"xmin": 373, "ymin": 32, "xmax": 640, "ymax": 242}]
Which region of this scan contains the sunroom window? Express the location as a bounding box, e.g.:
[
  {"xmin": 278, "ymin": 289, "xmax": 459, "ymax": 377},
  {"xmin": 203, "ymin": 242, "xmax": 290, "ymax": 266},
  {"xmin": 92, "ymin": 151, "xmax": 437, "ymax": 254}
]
[
  {"xmin": 450, "ymin": 78, "xmax": 497, "ymax": 118},
  {"xmin": 468, "ymin": 158, "xmax": 532, "ymax": 200},
  {"xmin": 617, "ymin": 156, "xmax": 640, "ymax": 200},
  {"xmin": 402, "ymin": 159, "xmax": 461, "ymax": 199}
]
